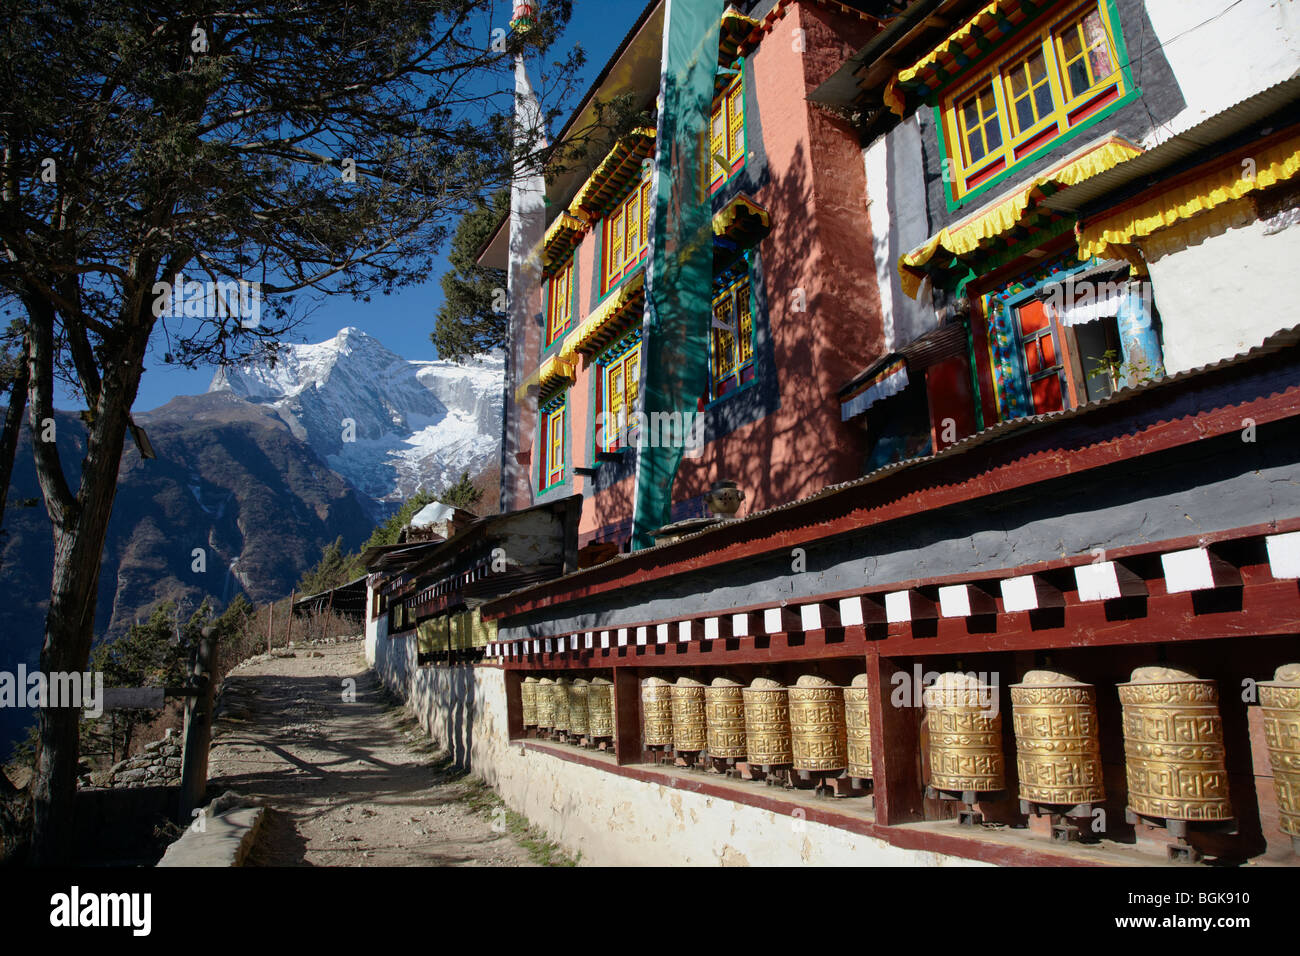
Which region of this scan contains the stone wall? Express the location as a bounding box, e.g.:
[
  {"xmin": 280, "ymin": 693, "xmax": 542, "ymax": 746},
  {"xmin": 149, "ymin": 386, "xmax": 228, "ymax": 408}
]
[{"xmin": 83, "ymin": 729, "xmax": 182, "ymax": 790}]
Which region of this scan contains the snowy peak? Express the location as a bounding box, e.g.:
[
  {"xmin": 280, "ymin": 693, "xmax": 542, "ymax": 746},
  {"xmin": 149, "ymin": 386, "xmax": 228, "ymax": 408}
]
[{"xmin": 209, "ymin": 328, "xmax": 503, "ymax": 503}]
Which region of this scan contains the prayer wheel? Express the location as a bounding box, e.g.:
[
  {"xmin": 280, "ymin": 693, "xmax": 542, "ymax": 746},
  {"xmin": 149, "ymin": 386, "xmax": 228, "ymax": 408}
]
[
  {"xmin": 552, "ymin": 677, "xmax": 570, "ymax": 734},
  {"xmin": 1258, "ymin": 663, "xmax": 1300, "ymax": 839},
  {"xmin": 923, "ymin": 672, "xmax": 1006, "ymax": 792},
  {"xmin": 568, "ymin": 678, "xmax": 589, "ymax": 738},
  {"xmin": 789, "ymin": 675, "xmax": 848, "ymax": 773},
  {"xmin": 705, "ymin": 678, "xmax": 747, "ymax": 758},
  {"xmin": 672, "ymin": 678, "xmax": 707, "ymax": 752},
  {"xmin": 587, "ymin": 677, "xmax": 615, "ymax": 738},
  {"xmin": 521, "ymin": 676, "xmax": 538, "ymax": 728},
  {"xmin": 536, "ymin": 678, "xmax": 556, "ymax": 730},
  {"xmin": 1010, "ymin": 670, "xmax": 1105, "ymax": 806},
  {"xmin": 844, "ymin": 674, "xmax": 873, "ymax": 779},
  {"xmin": 743, "ymin": 678, "xmax": 792, "ymax": 765},
  {"xmin": 641, "ymin": 677, "xmax": 674, "ymax": 747},
  {"xmin": 1118, "ymin": 666, "xmax": 1233, "ymax": 822}
]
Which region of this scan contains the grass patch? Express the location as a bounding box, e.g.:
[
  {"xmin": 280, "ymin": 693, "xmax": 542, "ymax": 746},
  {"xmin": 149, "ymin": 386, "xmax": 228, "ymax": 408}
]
[{"xmin": 459, "ymin": 778, "xmax": 577, "ymax": 867}]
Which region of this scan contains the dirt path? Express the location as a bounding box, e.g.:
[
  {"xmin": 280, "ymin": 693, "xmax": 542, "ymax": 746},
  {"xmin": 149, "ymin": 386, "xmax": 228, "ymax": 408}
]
[{"xmin": 208, "ymin": 639, "xmax": 552, "ymax": 866}]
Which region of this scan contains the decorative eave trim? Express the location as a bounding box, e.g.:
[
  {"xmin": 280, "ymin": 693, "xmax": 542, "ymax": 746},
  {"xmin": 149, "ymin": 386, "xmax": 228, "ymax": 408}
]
[{"xmin": 567, "ymin": 127, "xmax": 656, "ymax": 221}]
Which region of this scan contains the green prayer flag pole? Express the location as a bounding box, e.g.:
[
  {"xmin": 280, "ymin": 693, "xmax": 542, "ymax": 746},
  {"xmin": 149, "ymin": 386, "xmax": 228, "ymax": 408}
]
[{"xmin": 631, "ymin": 0, "xmax": 725, "ymax": 550}]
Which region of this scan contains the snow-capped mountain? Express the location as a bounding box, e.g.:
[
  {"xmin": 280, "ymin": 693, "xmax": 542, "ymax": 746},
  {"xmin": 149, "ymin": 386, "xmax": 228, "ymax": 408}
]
[{"xmin": 210, "ymin": 327, "xmax": 504, "ymax": 504}]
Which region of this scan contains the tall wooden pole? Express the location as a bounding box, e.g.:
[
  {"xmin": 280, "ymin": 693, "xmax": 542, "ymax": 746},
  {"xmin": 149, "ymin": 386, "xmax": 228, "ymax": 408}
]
[
  {"xmin": 285, "ymin": 590, "xmax": 295, "ymax": 647},
  {"xmin": 266, "ymin": 602, "xmax": 274, "ymax": 654},
  {"xmin": 179, "ymin": 626, "xmax": 217, "ymax": 824}
]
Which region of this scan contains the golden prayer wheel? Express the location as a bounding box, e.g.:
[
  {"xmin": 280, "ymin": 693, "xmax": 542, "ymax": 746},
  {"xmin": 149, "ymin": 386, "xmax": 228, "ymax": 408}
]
[
  {"xmin": 521, "ymin": 676, "xmax": 539, "ymax": 728},
  {"xmin": 844, "ymin": 674, "xmax": 873, "ymax": 779},
  {"xmin": 743, "ymin": 678, "xmax": 792, "ymax": 765},
  {"xmin": 568, "ymin": 678, "xmax": 589, "ymax": 738},
  {"xmin": 705, "ymin": 678, "xmax": 747, "ymax": 758},
  {"xmin": 552, "ymin": 678, "xmax": 570, "ymax": 733},
  {"xmin": 672, "ymin": 678, "xmax": 708, "ymax": 752},
  {"xmin": 1118, "ymin": 666, "xmax": 1233, "ymax": 822},
  {"xmin": 1010, "ymin": 670, "xmax": 1105, "ymax": 806},
  {"xmin": 789, "ymin": 675, "xmax": 848, "ymax": 773},
  {"xmin": 923, "ymin": 672, "xmax": 1006, "ymax": 792},
  {"xmin": 1258, "ymin": 663, "xmax": 1300, "ymax": 839},
  {"xmin": 641, "ymin": 677, "xmax": 674, "ymax": 747},
  {"xmin": 536, "ymin": 678, "xmax": 556, "ymax": 729},
  {"xmin": 587, "ymin": 677, "xmax": 615, "ymax": 738}
]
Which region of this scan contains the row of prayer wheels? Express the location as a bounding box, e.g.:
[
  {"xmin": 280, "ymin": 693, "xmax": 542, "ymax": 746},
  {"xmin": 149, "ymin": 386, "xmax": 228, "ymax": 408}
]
[
  {"xmin": 521, "ymin": 676, "xmax": 615, "ymax": 738},
  {"xmin": 640, "ymin": 675, "xmax": 875, "ymax": 778},
  {"xmin": 927, "ymin": 664, "xmax": 1300, "ymax": 842}
]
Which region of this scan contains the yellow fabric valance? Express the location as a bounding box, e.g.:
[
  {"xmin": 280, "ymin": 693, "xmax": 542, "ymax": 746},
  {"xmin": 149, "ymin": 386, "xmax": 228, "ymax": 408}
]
[
  {"xmin": 567, "ymin": 127, "xmax": 656, "ymax": 219},
  {"xmin": 562, "ymin": 269, "xmax": 646, "ymax": 359},
  {"xmin": 885, "ymin": 0, "xmax": 1023, "ymax": 117},
  {"xmin": 712, "ymin": 194, "xmax": 771, "ymax": 247},
  {"xmin": 899, "ymin": 136, "xmax": 1143, "ymax": 298},
  {"xmin": 1077, "ymin": 132, "xmax": 1300, "ymax": 261},
  {"xmin": 515, "ymin": 352, "xmax": 577, "ymax": 402},
  {"xmin": 543, "ymin": 212, "xmax": 588, "ymax": 276}
]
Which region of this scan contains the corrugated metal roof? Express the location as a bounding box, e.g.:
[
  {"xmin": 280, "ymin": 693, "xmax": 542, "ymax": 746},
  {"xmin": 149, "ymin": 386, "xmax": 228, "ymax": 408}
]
[
  {"xmin": 486, "ymin": 324, "xmax": 1300, "ymax": 611},
  {"xmin": 1043, "ymin": 73, "xmax": 1300, "ymax": 214}
]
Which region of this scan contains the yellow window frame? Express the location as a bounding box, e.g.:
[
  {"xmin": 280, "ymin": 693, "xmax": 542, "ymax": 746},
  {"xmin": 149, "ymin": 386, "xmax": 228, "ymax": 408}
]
[
  {"xmin": 706, "ymin": 74, "xmax": 746, "ymax": 192},
  {"xmin": 542, "ymin": 400, "xmax": 565, "ymax": 488},
  {"xmin": 941, "ymin": 0, "xmax": 1126, "ymax": 201},
  {"xmin": 546, "ymin": 258, "xmax": 573, "ymax": 345},
  {"xmin": 603, "ymin": 173, "xmax": 652, "ymax": 293},
  {"xmin": 602, "ymin": 343, "xmax": 641, "ymax": 451},
  {"xmin": 709, "ymin": 276, "xmax": 754, "ymax": 400}
]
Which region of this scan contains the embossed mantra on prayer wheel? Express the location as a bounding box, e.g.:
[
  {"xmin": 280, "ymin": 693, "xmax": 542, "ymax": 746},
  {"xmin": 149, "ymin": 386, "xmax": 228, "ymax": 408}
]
[
  {"xmin": 587, "ymin": 677, "xmax": 615, "ymax": 738},
  {"xmin": 1118, "ymin": 666, "xmax": 1233, "ymax": 822},
  {"xmin": 705, "ymin": 678, "xmax": 747, "ymax": 758},
  {"xmin": 641, "ymin": 677, "xmax": 674, "ymax": 747},
  {"xmin": 789, "ymin": 675, "xmax": 848, "ymax": 772},
  {"xmin": 743, "ymin": 678, "xmax": 792, "ymax": 765},
  {"xmin": 672, "ymin": 678, "xmax": 708, "ymax": 752},
  {"xmin": 568, "ymin": 678, "xmax": 589, "ymax": 738},
  {"xmin": 521, "ymin": 677, "xmax": 539, "ymax": 728},
  {"xmin": 924, "ymin": 672, "xmax": 1006, "ymax": 792},
  {"xmin": 536, "ymin": 678, "xmax": 556, "ymax": 730},
  {"xmin": 1258, "ymin": 663, "xmax": 1300, "ymax": 839},
  {"xmin": 844, "ymin": 674, "xmax": 874, "ymax": 779},
  {"xmin": 1010, "ymin": 670, "xmax": 1105, "ymax": 806},
  {"xmin": 552, "ymin": 678, "xmax": 570, "ymax": 734}
]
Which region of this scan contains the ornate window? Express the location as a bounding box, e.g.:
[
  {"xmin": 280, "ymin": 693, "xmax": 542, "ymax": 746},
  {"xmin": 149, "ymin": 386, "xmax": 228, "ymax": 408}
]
[
  {"xmin": 941, "ymin": 1, "xmax": 1126, "ymax": 202},
  {"xmin": 546, "ymin": 258, "xmax": 574, "ymax": 346},
  {"xmin": 706, "ymin": 73, "xmax": 746, "ymax": 192},
  {"xmin": 540, "ymin": 395, "xmax": 566, "ymax": 489},
  {"xmin": 709, "ymin": 272, "xmax": 755, "ymax": 400},
  {"xmin": 603, "ymin": 170, "xmax": 653, "ymax": 293},
  {"xmin": 598, "ymin": 335, "xmax": 642, "ymax": 452}
]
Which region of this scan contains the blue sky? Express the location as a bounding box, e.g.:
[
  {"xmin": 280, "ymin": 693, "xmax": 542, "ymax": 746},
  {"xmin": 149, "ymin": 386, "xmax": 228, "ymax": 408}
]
[{"xmin": 127, "ymin": 0, "xmax": 650, "ymax": 412}]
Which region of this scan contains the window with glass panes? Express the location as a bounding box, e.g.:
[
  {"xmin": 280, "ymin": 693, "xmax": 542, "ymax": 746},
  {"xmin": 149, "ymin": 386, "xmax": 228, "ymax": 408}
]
[
  {"xmin": 706, "ymin": 74, "xmax": 746, "ymax": 192},
  {"xmin": 941, "ymin": 1, "xmax": 1125, "ymax": 201},
  {"xmin": 599, "ymin": 337, "xmax": 641, "ymax": 451},
  {"xmin": 603, "ymin": 170, "xmax": 653, "ymax": 293},
  {"xmin": 539, "ymin": 396, "xmax": 566, "ymax": 488},
  {"xmin": 709, "ymin": 274, "xmax": 755, "ymax": 400},
  {"xmin": 546, "ymin": 258, "xmax": 574, "ymax": 346}
]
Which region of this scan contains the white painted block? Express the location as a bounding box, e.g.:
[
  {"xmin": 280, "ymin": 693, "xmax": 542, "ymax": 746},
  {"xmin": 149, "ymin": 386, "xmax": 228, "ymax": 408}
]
[
  {"xmin": 678, "ymin": 620, "xmax": 692, "ymax": 642},
  {"xmin": 544, "ymin": 638, "xmax": 553, "ymax": 654},
  {"xmin": 732, "ymin": 613, "xmax": 749, "ymax": 637},
  {"xmin": 763, "ymin": 607, "xmax": 782, "ymax": 633},
  {"xmin": 1161, "ymin": 547, "xmax": 1238, "ymax": 593},
  {"xmin": 570, "ymin": 634, "xmax": 579, "ymax": 650},
  {"xmin": 839, "ymin": 596, "xmax": 864, "ymax": 627},
  {"xmin": 885, "ymin": 590, "xmax": 912, "ymax": 623},
  {"xmin": 618, "ymin": 628, "xmax": 629, "ymax": 646},
  {"xmin": 939, "ymin": 585, "xmax": 972, "ymax": 618},
  {"xmin": 584, "ymin": 632, "xmax": 593, "ymax": 649},
  {"xmin": 656, "ymin": 623, "xmax": 669, "ymax": 644},
  {"xmin": 1001, "ymin": 576, "xmax": 1041, "ymax": 612},
  {"xmin": 600, "ymin": 631, "xmax": 610, "ymax": 649},
  {"xmin": 705, "ymin": 617, "xmax": 720, "ymax": 641},
  {"xmin": 636, "ymin": 626, "xmax": 647, "ymax": 646},
  {"xmin": 801, "ymin": 604, "xmax": 823, "ymax": 631},
  {"xmin": 1267, "ymin": 531, "xmax": 1300, "ymax": 579}
]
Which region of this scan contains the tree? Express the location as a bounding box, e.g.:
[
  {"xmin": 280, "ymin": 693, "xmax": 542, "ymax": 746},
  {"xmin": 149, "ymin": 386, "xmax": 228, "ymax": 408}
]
[
  {"xmin": 430, "ymin": 190, "xmax": 510, "ymax": 362},
  {"xmin": 296, "ymin": 536, "xmax": 356, "ymax": 596},
  {"xmin": 437, "ymin": 470, "xmax": 484, "ymax": 511},
  {"xmin": 0, "ymin": 0, "xmax": 580, "ymax": 862}
]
